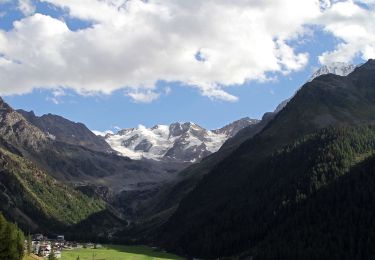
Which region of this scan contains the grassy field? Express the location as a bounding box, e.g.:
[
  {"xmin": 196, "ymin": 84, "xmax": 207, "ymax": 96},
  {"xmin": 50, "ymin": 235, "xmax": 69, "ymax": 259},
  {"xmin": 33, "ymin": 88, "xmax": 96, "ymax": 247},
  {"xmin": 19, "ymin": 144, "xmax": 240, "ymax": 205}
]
[{"xmin": 60, "ymin": 245, "xmax": 183, "ymax": 260}]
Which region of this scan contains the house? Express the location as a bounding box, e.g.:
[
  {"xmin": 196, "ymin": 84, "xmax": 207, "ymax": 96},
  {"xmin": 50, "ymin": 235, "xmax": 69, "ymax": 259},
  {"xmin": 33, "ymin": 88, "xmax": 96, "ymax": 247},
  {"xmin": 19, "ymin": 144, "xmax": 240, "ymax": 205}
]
[
  {"xmin": 38, "ymin": 244, "xmax": 51, "ymax": 257},
  {"xmin": 55, "ymin": 250, "xmax": 62, "ymax": 259},
  {"xmin": 33, "ymin": 234, "xmax": 44, "ymax": 241},
  {"xmin": 56, "ymin": 235, "xmax": 65, "ymax": 241}
]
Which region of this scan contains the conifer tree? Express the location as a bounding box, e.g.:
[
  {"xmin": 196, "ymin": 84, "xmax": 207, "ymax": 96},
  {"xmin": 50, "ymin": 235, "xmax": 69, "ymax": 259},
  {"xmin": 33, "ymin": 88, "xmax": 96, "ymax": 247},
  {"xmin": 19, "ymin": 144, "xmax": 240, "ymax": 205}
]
[
  {"xmin": 27, "ymin": 233, "xmax": 32, "ymax": 255},
  {"xmin": 0, "ymin": 212, "xmax": 25, "ymax": 260}
]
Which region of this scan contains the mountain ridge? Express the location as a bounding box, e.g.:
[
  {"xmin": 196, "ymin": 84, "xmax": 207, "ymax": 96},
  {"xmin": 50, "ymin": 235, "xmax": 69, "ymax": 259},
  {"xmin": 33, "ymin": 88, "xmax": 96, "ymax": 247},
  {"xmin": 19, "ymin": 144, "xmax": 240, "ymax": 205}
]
[
  {"xmin": 17, "ymin": 109, "xmax": 113, "ymax": 153},
  {"xmin": 158, "ymin": 59, "xmax": 375, "ymax": 258},
  {"xmin": 309, "ymin": 62, "xmax": 357, "ymax": 82},
  {"xmin": 103, "ymin": 118, "xmax": 259, "ymax": 163}
]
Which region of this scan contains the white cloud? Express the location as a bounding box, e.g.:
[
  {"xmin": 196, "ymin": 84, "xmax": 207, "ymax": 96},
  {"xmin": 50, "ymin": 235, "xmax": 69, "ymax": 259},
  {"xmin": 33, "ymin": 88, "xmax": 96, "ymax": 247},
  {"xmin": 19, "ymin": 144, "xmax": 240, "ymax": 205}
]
[
  {"xmin": 2, "ymin": 0, "xmax": 369, "ymax": 102},
  {"xmin": 127, "ymin": 90, "xmax": 160, "ymax": 103},
  {"xmin": 45, "ymin": 88, "xmax": 66, "ymax": 104},
  {"xmin": 46, "ymin": 96, "xmax": 60, "ymax": 104},
  {"xmin": 164, "ymin": 86, "xmax": 171, "ymax": 95},
  {"xmin": 52, "ymin": 88, "xmax": 65, "ymax": 97},
  {"xmin": 18, "ymin": 0, "xmax": 36, "ymax": 16},
  {"xmin": 318, "ymin": 0, "xmax": 375, "ymax": 64}
]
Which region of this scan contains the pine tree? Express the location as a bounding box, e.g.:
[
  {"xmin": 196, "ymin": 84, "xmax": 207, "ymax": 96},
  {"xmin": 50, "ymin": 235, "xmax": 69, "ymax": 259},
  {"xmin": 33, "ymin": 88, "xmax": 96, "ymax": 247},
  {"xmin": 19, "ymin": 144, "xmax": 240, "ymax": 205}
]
[
  {"xmin": 16, "ymin": 228, "xmax": 24, "ymax": 260},
  {"xmin": 2, "ymin": 222, "xmax": 19, "ymax": 260},
  {"xmin": 0, "ymin": 213, "xmax": 6, "ymax": 258},
  {"xmin": 27, "ymin": 233, "xmax": 32, "ymax": 255},
  {"xmin": 0, "ymin": 212, "xmax": 25, "ymax": 260}
]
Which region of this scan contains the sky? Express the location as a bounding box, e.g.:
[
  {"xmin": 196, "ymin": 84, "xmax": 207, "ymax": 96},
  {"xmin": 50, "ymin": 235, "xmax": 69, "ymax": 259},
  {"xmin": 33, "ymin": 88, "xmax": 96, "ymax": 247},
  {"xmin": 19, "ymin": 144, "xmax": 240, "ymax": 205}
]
[{"xmin": 0, "ymin": 0, "xmax": 374, "ymax": 132}]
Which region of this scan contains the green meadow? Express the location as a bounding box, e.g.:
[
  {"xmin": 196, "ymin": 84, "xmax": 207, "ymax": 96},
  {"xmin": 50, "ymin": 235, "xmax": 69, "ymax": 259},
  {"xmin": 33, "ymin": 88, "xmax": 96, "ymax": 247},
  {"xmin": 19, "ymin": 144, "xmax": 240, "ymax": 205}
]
[{"xmin": 60, "ymin": 245, "xmax": 183, "ymax": 260}]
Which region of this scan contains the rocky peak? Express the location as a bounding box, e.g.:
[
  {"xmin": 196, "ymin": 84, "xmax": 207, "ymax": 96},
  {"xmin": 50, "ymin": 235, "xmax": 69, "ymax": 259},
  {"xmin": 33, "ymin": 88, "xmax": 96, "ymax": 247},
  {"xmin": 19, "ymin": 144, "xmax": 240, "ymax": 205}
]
[
  {"xmin": 17, "ymin": 109, "xmax": 113, "ymax": 153},
  {"xmin": 309, "ymin": 62, "xmax": 357, "ymax": 82},
  {"xmin": 213, "ymin": 117, "xmax": 259, "ymax": 138},
  {"xmin": 0, "ymin": 99, "xmax": 48, "ymax": 151}
]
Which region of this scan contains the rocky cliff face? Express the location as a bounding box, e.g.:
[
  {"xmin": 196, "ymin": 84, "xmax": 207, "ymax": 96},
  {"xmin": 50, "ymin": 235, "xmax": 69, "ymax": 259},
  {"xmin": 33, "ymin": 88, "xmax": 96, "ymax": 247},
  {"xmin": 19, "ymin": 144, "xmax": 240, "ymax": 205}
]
[{"xmin": 0, "ymin": 98, "xmax": 48, "ymax": 152}]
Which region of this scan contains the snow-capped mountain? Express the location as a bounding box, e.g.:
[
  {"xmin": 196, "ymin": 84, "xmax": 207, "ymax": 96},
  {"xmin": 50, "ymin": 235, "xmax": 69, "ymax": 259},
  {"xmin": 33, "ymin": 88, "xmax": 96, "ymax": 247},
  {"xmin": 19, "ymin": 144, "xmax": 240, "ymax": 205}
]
[
  {"xmin": 273, "ymin": 63, "xmax": 358, "ymax": 115},
  {"xmin": 309, "ymin": 62, "xmax": 357, "ymax": 82},
  {"xmin": 103, "ymin": 118, "xmax": 258, "ymax": 162}
]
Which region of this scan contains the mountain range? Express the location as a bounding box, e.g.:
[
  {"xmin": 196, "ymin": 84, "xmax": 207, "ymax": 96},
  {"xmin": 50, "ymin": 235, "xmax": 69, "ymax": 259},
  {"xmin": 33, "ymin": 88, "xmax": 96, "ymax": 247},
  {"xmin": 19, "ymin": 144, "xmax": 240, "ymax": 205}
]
[
  {"xmin": 103, "ymin": 118, "xmax": 258, "ymax": 163},
  {"xmin": 2, "ymin": 60, "xmax": 375, "ymax": 259},
  {"xmin": 0, "ymin": 96, "xmax": 260, "ymax": 238}
]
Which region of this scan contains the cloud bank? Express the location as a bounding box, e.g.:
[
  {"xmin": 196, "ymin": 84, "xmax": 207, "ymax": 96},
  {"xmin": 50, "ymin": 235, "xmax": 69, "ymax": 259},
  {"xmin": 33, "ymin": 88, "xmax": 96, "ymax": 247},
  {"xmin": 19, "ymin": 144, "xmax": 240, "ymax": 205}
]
[{"xmin": 0, "ymin": 0, "xmax": 373, "ymax": 102}]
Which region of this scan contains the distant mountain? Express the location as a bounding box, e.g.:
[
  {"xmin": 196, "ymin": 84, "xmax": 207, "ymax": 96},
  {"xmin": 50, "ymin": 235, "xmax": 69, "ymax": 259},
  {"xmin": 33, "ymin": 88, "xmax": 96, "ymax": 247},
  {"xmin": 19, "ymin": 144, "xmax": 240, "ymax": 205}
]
[
  {"xmin": 0, "ymin": 97, "xmax": 187, "ymax": 238},
  {"xmin": 158, "ymin": 60, "xmax": 375, "ymax": 258},
  {"xmin": 309, "ymin": 62, "xmax": 357, "ymax": 81},
  {"xmin": 103, "ymin": 118, "xmax": 258, "ymax": 163},
  {"xmin": 17, "ymin": 110, "xmax": 113, "ymax": 153},
  {"xmin": 125, "ymin": 115, "xmax": 274, "ymax": 239},
  {"xmin": 213, "ymin": 117, "xmax": 259, "ymax": 137},
  {"xmin": 0, "ymin": 99, "xmax": 106, "ymax": 233},
  {"xmin": 0, "ymin": 98, "xmax": 48, "ymax": 152}
]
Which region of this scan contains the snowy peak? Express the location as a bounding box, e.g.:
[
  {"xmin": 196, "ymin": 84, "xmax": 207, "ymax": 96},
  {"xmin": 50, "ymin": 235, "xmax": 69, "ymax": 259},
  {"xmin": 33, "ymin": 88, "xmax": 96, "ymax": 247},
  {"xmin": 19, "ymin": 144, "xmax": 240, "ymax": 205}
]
[
  {"xmin": 103, "ymin": 119, "xmax": 258, "ymax": 162},
  {"xmin": 309, "ymin": 62, "xmax": 357, "ymax": 82},
  {"xmin": 273, "ymin": 63, "xmax": 358, "ymax": 116}
]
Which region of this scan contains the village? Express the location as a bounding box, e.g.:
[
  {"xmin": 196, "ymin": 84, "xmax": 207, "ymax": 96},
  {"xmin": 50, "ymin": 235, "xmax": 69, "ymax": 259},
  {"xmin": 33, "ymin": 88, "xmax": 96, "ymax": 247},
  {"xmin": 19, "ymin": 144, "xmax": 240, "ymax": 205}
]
[{"xmin": 29, "ymin": 234, "xmax": 103, "ymax": 259}]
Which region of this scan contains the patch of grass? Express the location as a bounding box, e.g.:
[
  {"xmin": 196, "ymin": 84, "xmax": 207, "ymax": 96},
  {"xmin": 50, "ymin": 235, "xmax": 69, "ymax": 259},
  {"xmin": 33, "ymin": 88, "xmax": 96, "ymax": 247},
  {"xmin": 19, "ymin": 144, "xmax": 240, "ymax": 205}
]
[
  {"xmin": 61, "ymin": 245, "xmax": 183, "ymax": 260},
  {"xmin": 23, "ymin": 254, "xmax": 42, "ymax": 260}
]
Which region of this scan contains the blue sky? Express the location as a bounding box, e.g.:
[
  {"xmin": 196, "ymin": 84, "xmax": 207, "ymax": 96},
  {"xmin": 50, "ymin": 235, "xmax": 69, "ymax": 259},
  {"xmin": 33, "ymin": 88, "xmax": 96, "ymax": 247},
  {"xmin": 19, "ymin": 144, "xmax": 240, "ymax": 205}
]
[{"xmin": 0, "ymin": 0, "xmax": 373, "ymax": 131}]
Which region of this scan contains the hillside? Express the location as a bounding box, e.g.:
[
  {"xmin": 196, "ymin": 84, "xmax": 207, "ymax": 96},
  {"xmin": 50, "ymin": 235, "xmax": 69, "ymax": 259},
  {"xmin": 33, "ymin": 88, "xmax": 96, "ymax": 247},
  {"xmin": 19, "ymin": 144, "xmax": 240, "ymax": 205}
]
[
  {"xmin": 1, "ymin": 97, "xmax": 189, "ymax": 228},
  {"xmin": 0, "ymin": 144, "xmax": 105, "ymax": 233},
  {"xmin": 162, "ymin": 126, "xmax": 375, "ymax": 259},
  {"xmin": 159, "ymin": 59, "xmax": 375, "ymax": 258},
  {"xmin": 128, "ymin": 110, "xmax": 276, "ymax": 236}
]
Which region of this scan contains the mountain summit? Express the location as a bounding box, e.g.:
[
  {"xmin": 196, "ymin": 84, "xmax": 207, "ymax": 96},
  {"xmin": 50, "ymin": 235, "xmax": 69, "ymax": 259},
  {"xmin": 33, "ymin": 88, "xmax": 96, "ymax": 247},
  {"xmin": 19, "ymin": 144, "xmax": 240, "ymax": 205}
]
[
  {"xmin": 309, "ymin": 62, "xmax": 357, "ymax": 81},
  {"xmin": 103, "ymin": 118, "xmax": 258, "ymax": 162}
]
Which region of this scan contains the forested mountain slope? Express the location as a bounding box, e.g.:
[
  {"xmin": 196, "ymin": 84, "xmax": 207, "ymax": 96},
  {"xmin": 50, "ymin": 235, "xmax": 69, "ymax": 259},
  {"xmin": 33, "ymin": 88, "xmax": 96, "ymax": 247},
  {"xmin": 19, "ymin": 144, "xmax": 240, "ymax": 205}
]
[
  {"xmin": 163, "ymin": 126, "xmax": 375, "ymax": 259},
  {"xmin": 0, "ymin": 144, "xmax": 105, "ymax": 233},
  {"xmin": 159, "ymin": 59, "xmax": 375, "ymax": 258}
]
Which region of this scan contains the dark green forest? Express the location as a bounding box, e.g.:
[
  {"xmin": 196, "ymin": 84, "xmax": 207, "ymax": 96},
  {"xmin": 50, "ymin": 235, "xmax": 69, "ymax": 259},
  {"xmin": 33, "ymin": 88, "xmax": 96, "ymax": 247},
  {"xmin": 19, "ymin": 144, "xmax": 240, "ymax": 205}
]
[
  {"xmin": 0, "ymin": 212, "xmax": 24, "ymax": 260},
  {"xmin": 162, "ymin": 126, "xmax": 375, "ymax": 259},
  {"xmin": 0, "ymin": 144, "xmax": 106, "ymax": 234}
]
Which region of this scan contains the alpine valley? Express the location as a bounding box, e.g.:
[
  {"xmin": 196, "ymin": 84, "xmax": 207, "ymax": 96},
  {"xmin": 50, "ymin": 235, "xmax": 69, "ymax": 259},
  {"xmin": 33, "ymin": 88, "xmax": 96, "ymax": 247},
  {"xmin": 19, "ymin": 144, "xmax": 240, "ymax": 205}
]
[{"xmin": 2, "ymin": 60, "xmax": 375, "ymax": 260}]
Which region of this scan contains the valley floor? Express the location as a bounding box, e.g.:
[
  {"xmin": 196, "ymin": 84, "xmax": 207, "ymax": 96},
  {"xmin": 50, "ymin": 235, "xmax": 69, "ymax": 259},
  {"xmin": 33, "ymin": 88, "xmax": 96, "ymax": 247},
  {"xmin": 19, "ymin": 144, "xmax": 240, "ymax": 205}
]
[{"xmin": 59, "ymin": 245, "xmax": 182, "ymax": 260}]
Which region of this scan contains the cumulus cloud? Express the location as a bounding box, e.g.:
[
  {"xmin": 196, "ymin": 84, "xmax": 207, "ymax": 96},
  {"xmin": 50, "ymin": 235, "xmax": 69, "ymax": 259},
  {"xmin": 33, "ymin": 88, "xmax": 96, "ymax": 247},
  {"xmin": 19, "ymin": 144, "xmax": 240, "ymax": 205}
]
[
  {"xmin": 0, "ymin": 0, "xmax": 372, "ymax": 102},
  {"xmin": 18, "ymin": 0, "xmax": 36, "ymax": 16},
  {"xmin": 318, "ymin": 0, "xmax": 375, "ymax": 64}
]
